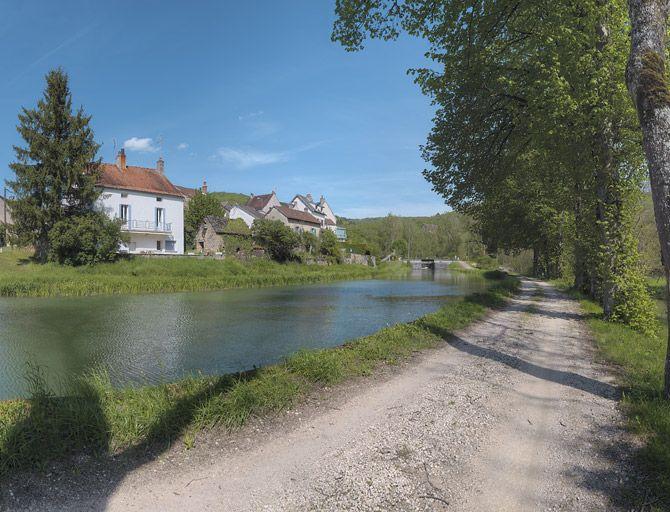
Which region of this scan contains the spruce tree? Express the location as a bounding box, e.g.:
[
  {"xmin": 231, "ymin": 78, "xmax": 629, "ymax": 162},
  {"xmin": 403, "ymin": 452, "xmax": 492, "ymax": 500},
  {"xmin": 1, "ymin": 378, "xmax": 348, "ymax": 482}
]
[{"xmin": 8, "ymin": 68, "xmax": 100, "ymax": 261}]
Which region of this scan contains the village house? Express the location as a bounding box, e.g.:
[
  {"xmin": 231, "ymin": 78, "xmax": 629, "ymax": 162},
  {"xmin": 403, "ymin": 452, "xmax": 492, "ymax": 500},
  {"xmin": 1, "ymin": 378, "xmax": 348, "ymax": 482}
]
[
  {"xmin": 97, "ymin": 149, "xmax": 186, "ymax": 254},
  {"xmin": 246, "ymin": 191, "xmax": 281, "ymax": 214},
  {"xmin": 195, "ymin": 215, "xmax": 252, "ymax": 255},
  {"xmin": 290, "ymin": 193, "xmax": 347, "ymax": 241},
  {"xmin": 224, "ymin": 203, "xmax": 263, "ymax": 228},
  {"xmin": 265, "ymin": 204, "xmax": 322, "ymax": 234}
]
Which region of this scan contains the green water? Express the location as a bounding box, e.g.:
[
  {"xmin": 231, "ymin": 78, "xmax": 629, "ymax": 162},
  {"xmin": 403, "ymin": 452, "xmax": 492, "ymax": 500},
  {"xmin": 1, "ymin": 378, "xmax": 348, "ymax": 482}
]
[{"xmin": 0, "ymin": 270, "xmax": 486, "ymax": 399}]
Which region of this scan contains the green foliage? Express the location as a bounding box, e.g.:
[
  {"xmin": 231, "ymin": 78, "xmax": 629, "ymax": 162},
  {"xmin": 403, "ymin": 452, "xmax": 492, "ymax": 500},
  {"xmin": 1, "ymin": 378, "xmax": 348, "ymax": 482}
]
[
  {"xmin": 319, "ymin": 229, "xmax": 340, "ymax": 260},
  {"xmin": 8, "ymin": 68, "xmax": 101, "ymax": 261},
  {"xmin": 0, "ymin": 271, "xmax": 518, "ymax": 476},
  {"xmin": 184, "ymin": 192, "xmax": 225, "ymax": 248},
  {"xmin": 47, "ymin": 212, "xmax": 126, "ymax": 266},
  {"xmin": 0, "ymin": 224, "xmax": 6, "ymax": 247},
  {"xmin": 391, "ymin": 238, "xmax": 407, "ymax": 257},
  {"xmin": 339, "ymin": 211, "xmax": 483, "ymax": 259},
  {"xmin": 332, "ymin": 1, "xmax": 654, "ymax": 333},
  {"xmin": 207, "ymin": 191, "xmax": 250, "ymax": 206},
  {"xmin": 301, "ymin": 231, "xmax": 319, "ymax": 254},
  {"xmin": 251, "ymin": 219, "xmax": 300, "ymax": 262}
]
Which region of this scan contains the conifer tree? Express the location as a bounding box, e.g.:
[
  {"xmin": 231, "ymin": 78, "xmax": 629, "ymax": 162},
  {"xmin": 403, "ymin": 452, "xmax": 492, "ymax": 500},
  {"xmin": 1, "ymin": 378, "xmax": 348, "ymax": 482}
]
[{"xmin": 8, "ymin": 68, "xmax": 100, "ymax": 261}]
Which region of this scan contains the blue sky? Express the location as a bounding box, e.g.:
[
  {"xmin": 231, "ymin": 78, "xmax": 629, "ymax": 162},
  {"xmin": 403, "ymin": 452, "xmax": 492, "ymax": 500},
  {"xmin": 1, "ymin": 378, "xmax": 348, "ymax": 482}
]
[{"xmin": 0, "ymin": 1, "xmax": 446, "ymax": 218}]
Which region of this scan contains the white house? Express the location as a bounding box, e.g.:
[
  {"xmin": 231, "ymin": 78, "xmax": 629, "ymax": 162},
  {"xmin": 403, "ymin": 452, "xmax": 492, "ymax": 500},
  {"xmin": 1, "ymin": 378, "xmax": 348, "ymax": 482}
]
[
  {"xmin": 224, "ymin": 204, "xmax": 263, "ymax": 228},
  {"xmin": 291, "ymin": 193, "xmax": 346, "ymax": 241},
  {"xmin": 97, "ymin": 149, "xmax": 185, "ymax": 254},
  {"xmin": 265, "ymin": 205, "xmax": 322, "ymax": 235}
]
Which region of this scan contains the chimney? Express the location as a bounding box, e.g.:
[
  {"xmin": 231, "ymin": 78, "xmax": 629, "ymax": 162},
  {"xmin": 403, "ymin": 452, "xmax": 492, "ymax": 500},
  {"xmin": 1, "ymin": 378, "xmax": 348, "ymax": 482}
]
[
  {"xmin": 202, "ymin": 180, "xmax": 208, "ymax": 194},
  {"xmin": 319, "ymin": 195, "xmax": 325, "ymax": 203},
  {"xmin": 117, "ymin": 148, "xmax": 127, "ymax": 170},
  {"xmin": 156, "ymin": 157, "xmax": 164, "ymax": 174},
  {"xmin": 306, "ymin": 193, "xmax": 313, "ymax": 203}
]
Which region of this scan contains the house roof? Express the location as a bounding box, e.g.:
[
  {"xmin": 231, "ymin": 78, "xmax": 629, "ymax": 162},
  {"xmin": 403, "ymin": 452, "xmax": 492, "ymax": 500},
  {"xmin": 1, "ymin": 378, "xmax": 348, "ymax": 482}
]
[
  {"xmin": 98, "ymin": 163, "xmax": 184, "ymax": 198},
  {"xmin": 274, "ymin": 205, "xmax": 321, "ymax": 225},
  {"xmin": 324, "ymin": 218, "xmax": 336, "ymax": 226},
  {"xmin": 246, "ymin": 193, "xmax": 275, "ymax": 210},
  {"xmin": 293, "ymin": 194, "xmax": 326, "ymax": 216},
  {"xmin": 203, "ymin": 216, "xmax": 250, "ymax": 235},
  {"xmin": 176, "ymin": 185, "xmax": 197, "ymax": 199},
  {"xmin": 233, "ymin": 204, "xmax": 263, "ymax": 219}
]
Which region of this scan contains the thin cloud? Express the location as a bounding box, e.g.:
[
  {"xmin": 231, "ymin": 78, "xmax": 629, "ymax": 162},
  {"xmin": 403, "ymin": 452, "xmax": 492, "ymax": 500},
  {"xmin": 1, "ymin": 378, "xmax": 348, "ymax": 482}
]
[
  {"xmin": 124, "ymin": 137, "xmax": 159, "ymax": 153},
  {"xmin": 214, "ymin": 141, "xmax": 324, "ymax": 169},
  {"xmin": 7, "ymin": 23, "xmax": 97, "ymax": 86},
  {"xmin": 177, "ymin": 142, "xmax": 189, "ymax": 150},
  {"xmin": 238, "ymin": 110, "xmax": 264, "ymax": 121}
]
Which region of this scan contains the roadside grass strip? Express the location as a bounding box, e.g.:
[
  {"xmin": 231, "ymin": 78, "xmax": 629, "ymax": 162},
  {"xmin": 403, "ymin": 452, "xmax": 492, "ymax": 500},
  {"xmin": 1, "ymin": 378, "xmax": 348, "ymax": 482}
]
[{"xmin": 0, "ymin": 271, "xmax": 519, "ymax": 477}]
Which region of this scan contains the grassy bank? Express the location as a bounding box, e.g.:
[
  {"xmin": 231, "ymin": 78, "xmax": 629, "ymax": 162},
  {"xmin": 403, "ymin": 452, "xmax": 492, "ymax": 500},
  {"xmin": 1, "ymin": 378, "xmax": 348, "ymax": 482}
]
[
  {"xmin": 0, "ymin": 249, "xmax": 407, "ymax": 297},
  {"xmin": 564, "ymin": 283, "xmax": 670, "ymax": 508},
  {"xmin": 0, "ymin": 271, "xmax": 519, "ymax": 477}
]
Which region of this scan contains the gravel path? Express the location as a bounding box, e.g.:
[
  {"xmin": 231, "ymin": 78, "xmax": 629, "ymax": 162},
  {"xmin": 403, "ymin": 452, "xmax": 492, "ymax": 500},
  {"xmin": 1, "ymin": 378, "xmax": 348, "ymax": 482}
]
[{"xmin": 6, "ymin": 279, "xmax": 632, "ymax": 511}]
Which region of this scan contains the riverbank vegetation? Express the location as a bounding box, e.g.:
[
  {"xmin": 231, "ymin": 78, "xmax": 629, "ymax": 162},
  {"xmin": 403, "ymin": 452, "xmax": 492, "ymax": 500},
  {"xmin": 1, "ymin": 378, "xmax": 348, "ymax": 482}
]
[
  {"xmin": 0, "ymin": 271, "xmax": 519, "ymax": 477},
  {"xmin": 565, "ymin": 284, "xmax": 670, "ymax": 507},
  {"xmin": 0, "ymin": 248, "xmax": 404, "ymax": 298}
]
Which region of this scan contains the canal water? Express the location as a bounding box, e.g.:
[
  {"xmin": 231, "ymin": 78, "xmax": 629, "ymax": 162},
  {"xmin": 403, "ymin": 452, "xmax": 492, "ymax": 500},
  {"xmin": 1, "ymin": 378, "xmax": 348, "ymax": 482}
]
[{"xmin": 0, "ymin": 270, "xmax": 487, "ymax": 399}]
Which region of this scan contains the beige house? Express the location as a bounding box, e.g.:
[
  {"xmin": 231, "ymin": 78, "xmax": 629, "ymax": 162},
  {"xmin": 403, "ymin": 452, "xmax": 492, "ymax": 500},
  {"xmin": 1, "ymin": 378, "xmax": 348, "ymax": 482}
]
[
  {"xmin": 195, "ymin": 215, "xmax": 252, "ymax": 255},
  {"xmin": 246, "ymin": 191, "xmax": 281, "ymax": 214},
  {"xmin": 266, "ymin": 205, "xmax": 321, "ymax": 235}
]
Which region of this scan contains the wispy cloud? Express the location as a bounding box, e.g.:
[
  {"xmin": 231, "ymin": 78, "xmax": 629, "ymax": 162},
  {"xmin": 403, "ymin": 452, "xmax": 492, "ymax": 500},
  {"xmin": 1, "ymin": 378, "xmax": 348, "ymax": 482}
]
[
  {"xmin": 124, "ymin": 137, "xmax": 159, "ymax": 153},
  {"xmin": 7, "ymin": 23, "xmax": 97, "ymax": 87},
  {"xmin": 238, "ymin": 110, "xmax": 264, "ymax": 121},
  {"xmin": 177, "ymin": 142, "xmax": 189, "ymax": 150},
  {"xmin": 213, "ymin": 141, "xmax": 324, "ymax": 169}
]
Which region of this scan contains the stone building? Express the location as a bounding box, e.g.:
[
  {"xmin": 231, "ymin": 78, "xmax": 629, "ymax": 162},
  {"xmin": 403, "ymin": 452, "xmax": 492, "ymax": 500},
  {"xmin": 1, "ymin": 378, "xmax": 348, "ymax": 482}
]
[{"xmin": 195, "ymin": 216, "xmax": 252, "ymax": 255}]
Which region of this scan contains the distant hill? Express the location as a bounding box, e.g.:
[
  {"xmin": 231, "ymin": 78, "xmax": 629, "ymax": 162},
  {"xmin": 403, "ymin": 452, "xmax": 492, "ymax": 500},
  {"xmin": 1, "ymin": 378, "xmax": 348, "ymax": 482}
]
[
  {"xmin": 338, "ymin": 212, "xmax": 485, "ymax": 260},
  {"xmin": 208, "ymin": 191, "xmax": 250, "ymax": 206}
]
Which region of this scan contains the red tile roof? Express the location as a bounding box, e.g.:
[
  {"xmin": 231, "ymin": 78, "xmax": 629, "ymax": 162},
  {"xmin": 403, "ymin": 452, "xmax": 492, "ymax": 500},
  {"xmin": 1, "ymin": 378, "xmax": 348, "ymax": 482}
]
[
  {"xmin": 324, "ymin": 218, "xmax": 336, "ymax": 226},
  {"xmin": 246, "ymin": 193, "xmax": 274, "ymax": 210},
  {"xmin": 274, "ymin": 205, "xmax": 321, "ymax": 225},
  {"xmin": 176, "ymin": 185, "xmax": 197, "ymax": 198},
  {"xmin": 97, "ymin": 164, "xmax": 184, "ymax": 198}
]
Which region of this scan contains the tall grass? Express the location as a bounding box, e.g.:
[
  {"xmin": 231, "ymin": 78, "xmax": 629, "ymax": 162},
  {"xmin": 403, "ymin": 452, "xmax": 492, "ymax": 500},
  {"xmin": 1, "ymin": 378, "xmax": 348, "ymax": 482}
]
[
  {"xmin": 0, "ymin": 271, "xmax": 519, "ymax": 477},
  {"xmin": 0, "ymin": 248, "xmax": 407, "ymax": 297}
]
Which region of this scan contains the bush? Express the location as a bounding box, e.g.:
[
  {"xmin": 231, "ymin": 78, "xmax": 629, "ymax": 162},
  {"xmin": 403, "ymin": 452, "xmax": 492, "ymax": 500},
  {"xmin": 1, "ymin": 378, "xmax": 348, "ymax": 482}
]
[
  {"xmin": 48, "ymin": 212, "xmax": 126, "ymax": 265},
  {"xmin": 320, "ymin": 229, "xmax": 340, "ymax": 261},
  {"xmin": 252, "ymin": 219, "xmax": 300, "ymax": 262}
]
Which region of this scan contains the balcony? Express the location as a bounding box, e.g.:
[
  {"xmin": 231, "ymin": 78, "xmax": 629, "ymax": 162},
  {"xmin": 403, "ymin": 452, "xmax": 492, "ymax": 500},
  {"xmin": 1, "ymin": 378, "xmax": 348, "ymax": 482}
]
[{"xmin": 121, "ymin": 220, "xmax": 172, "ymax": 234}]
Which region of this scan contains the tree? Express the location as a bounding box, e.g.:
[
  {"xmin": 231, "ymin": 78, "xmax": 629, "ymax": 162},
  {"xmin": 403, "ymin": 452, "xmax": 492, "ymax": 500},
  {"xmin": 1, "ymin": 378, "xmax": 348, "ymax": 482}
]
[
  {"xmin": 8, "ymin": 68, "xmax": 100, "ymax": 261},
  {"xmin": 320, "ymin": 229, "xmax": 341, "ymax": 260},
  {"xmin": 48, "ymin": 212, "xmax": 126, "ymax": 266},
  {"xmin": 301, "ymin": 231, "xmax": 319, "ymax": 254},
  {"xmin": 391, "ymin": 238, "xmax": 407, "ymax": 258},
  {"xmin": 184, "ymin": 191, "xmax": 224, "ymax": 248},
  {"xmin": 252, "ymin": 219, "xmax": 300, "ymax": 262},
  {"xmin": 625, "ymin": 0, "xmax": 670, "ymax": 397}
]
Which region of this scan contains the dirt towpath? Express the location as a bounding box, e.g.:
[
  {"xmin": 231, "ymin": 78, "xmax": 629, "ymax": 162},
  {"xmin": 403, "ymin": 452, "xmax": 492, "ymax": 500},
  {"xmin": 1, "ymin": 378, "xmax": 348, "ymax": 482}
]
[{"xmin": 13, "ymin": 279, "xmax": 632, "ymax": 511}]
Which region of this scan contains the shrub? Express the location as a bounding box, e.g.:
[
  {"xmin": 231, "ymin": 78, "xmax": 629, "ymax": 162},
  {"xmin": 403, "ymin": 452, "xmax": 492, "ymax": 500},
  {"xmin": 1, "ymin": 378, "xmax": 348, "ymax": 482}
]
[
  {"xmin": 48, "ymin": 212, "xmax": 126, "ymax": 265},
  {"xmin": 320, "ymin": 229, "xmax": 340, "ymax": 261},
  {"xmin": 251, "ymin": 219, "xmax": 300, "ymax": 262}
]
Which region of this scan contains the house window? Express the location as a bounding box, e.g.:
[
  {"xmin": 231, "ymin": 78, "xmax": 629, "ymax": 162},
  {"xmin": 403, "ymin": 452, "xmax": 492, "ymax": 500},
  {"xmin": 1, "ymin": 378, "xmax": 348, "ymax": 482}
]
[
  {"xmin": 155, "ymin": 208, "xmax": 165, "ymax": 228},
  {"xmin": 119, "ymin": 204, "xmax": 130, "ymax": 223},
  {"xmin": 156, "ymin": 240, "xmax": 162, "ymax": 251},
  {"xmin": 121, "ymin": 192, "xmax": 128, "ymax": 198},
  {"xmin": 165, "ymin": 240, "xmax": 175, "ymax": 252},
  {"xmin": 156, "ymin": 197, "xmax": 163, "ymax": 202},
  {"xmin": 311, "ymin": 228, "xmax": 317, "ymax": 235}
]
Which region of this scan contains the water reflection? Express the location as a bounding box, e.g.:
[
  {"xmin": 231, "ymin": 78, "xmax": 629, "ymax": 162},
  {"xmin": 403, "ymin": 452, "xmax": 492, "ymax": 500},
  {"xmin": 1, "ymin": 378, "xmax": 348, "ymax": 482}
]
[{"xmin": 0, "ymin": 269, "xmax": 486, "ymax": 399}]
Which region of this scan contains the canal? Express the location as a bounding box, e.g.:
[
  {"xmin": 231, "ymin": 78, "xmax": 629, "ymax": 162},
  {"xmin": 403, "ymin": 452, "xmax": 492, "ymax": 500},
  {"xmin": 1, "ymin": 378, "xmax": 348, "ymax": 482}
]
[{"xmin": 0, "ymin": 269, "xmax": 487, "ymax": 399}]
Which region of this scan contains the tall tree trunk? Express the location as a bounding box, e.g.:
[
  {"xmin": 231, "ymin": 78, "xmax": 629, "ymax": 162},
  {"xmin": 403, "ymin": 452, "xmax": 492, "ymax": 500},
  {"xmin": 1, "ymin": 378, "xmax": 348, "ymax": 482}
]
[{"xmin": 626, "ymin": 0, "xmax": 670, "ymax": 399}]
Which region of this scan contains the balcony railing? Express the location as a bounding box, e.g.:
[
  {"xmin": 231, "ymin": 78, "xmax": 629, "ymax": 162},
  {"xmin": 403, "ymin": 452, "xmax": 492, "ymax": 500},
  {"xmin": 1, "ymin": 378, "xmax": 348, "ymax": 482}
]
[{"xmin": 121, "ymin": 220, "xmax": 172, "ymax": 233}]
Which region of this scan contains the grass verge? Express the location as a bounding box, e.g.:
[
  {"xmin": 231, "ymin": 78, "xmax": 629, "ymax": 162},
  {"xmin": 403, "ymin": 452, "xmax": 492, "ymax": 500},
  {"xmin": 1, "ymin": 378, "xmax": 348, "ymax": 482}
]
[
  {"xmin": 556, "ymin": 281, "xmax": 670, "ymax": 509},
  {"xmin": 0, "ymin": 248, "xmax": 408, "ymax": 297},
  {"xmin": 0, "ymin": 270, "xmax": 519, "ymax": 478}
]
